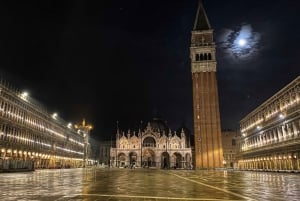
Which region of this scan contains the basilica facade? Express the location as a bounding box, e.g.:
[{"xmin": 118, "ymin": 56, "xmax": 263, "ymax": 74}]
[{"xmin": 110, "ymin": 118, "xmax": 193, "ymax": 169}]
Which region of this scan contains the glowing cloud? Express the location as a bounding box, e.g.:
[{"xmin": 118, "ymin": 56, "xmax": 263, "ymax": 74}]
[{"xmin": 217, "ymin": 24, "xmax": 261, "ymax": 62}]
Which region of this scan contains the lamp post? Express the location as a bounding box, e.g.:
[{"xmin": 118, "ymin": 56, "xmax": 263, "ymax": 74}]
[
  {"xmin": 74, "ymin": 119, "xmax": 93, "ymax": 168},
  {"xmin": 140, "ymin": 120, "xmax": 143, "ymax": 168},
  {"xmin": 116, "ymin": 121, "xmax": 119, "ymax": 168}
]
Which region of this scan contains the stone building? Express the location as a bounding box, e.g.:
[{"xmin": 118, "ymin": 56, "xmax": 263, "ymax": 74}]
[
  {"xmin": 99, "ymin": 140, "xmax": 113, "ymax": 167},
  {"xmin": 0, "ymin": 79, "xmax": 91, "ymax": 170},
  {"xmin": 238, "ymin": 76, "xmax": 300, "ymax": 171},
  {"xmin": 110, "ymin": 117, "xmax": 193, "ymax": 169},
  {"xmin": 221, "ymin": 129, "xmax": 240, "ymax": 169}
]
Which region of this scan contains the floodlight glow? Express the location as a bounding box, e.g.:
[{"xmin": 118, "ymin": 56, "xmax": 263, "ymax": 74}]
[
  {"xmin": 67, "ymin": 123, "xmax": 72, "ymax": 128},
  {"xmin": 20, "ymin": 91, "xmax": 29, "ymax": 101},
  {"xmin": 22, "ymin": 92, "xmax": 28, "ymax": 97},
  {"xmin": 52, "ymin": 113, "xmax": 58, "ymax": 119}
]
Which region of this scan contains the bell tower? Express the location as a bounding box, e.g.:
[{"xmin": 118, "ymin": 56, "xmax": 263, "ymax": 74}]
[{"xmin": 190, "ymin": 0, "xmax": 223, "ymax": 169}]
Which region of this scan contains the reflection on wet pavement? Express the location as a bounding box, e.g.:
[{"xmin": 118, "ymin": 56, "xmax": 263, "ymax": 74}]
[{"xmin": 0, "ymin": 168, "xmax": 299, "ymax": 201}]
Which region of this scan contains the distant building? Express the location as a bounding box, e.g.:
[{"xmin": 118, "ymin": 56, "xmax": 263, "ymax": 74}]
[
  {"xmin": 0, "ymin": 79, "xmax": 92, "ymax": 170},
  {"xmin": 238, "ymin": 76, "xmax": 300, "ymax": 171},
  {"xmin": 110, "ymin": 117, "xmax": 193, "ymax": 169},
  {"xmin": 221, "ymin": 129, "xmax": 240, "ymax": 169},
  {"xmin": 88, "ymin": 137, "xmax": 100, "ymax": 164},
  {"xmin": 99, "ymin": 140, "xmax": 113, "ymax": 167}
]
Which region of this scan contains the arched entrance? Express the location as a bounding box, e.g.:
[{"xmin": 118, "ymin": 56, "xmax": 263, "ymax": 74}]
[
  {"xmin": 118, "ymin": 153, "xmax": 126, "ymax": 167},
  {"xmin": 161, "ymin": 152, "xmax": 170, "ymax": 169},
  {"xmin": 172, "ymin": 152, "xmax": 183, "ymax": 169},
  {"xmin": 129, "ymin": 152, "xmax": 137, "ymax": 168},
  {"xmin": 142, "ymin": 149, "xmax": 155, "ymax": 168}
]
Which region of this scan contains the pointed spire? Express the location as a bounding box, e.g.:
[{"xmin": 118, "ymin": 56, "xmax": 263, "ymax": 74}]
[
  {"xmin": 193, "ymin": 0, "xmax": 211, "ymax": 31},
  {"xmin": 181, "ymin": 128, "xmax": 185, "ymax": 137},
  {"xmin": 116, "ymin": 120, "xmax": 120, "ymax": 133}
]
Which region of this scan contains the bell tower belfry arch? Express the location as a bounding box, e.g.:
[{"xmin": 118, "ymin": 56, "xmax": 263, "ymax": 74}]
[{"xmin": 190, "ymin": 0, "xmax": 223, "ymax": 169}]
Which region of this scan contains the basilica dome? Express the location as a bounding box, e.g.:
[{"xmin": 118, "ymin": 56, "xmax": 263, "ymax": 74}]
[{"xmin": 148, "ymin": 117, "xmax": 169, "ymax": 134}]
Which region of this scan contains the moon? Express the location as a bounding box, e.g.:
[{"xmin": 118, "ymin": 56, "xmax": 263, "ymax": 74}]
[
  {"xmin": 217, "ymin": 24, "xmax": 261, "ymax": 61},
  {"xmin": 238, "ymin": 39, "xmax": 247, "ymax": 47}
]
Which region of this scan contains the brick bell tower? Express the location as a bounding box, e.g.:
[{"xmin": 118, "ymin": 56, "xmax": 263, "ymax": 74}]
[{"xmin": 190, "ymin": 0, "xmax": 223, "ymax": 169}]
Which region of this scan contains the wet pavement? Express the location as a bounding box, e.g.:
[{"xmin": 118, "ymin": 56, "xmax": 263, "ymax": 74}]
[{"xmin": 0, "ymin": 168, "xmax": 300, "ymax": 201}]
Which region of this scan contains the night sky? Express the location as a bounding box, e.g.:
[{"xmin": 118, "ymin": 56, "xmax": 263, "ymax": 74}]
[{"xmin": 1, "ymin": 0, "xmax": 299, "ymax": 140}]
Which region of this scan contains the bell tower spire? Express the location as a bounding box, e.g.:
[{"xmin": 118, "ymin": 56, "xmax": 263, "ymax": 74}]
[
  {"xmin": 190, "ymin": 0, "xmax": 224, "ymax": 169},
  {"xmin": 193, "ymin": 0, "xmax": 211, "ymax": 31}
]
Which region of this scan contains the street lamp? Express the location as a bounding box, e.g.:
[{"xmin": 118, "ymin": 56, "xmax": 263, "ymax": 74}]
[
  {"xmin": 74, "ymin": 119, "xmax": 93, "ymax": 168},
  {"xmin": 116, "ymin": 121, "xmax": 119, "ymax": 168},
  {"xmin": 140, "ymin": 120, "xmax": 143, "ymax": 168}
]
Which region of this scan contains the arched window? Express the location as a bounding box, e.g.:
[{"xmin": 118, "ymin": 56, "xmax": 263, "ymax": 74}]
[
  {"xmin": 204, "ymin": 53, "xmax": 208, "ymax": 60},
  {"xmin": 143, "ymin": 137, "xmax": 156, "ymax": 147},
  {"xmin": 208, "ymin": 53, "xmax": 212, "ymax": 60},
  {"xmin": 200, "ymin": 54, "xmax": 204, "ymax": 61},
  {"xmin": 195, "ymin": 54, "xmax": 200, "ymax": 61}
]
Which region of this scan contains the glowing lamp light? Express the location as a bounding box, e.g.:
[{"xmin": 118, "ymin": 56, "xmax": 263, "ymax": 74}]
[
  {"xmin": 52, "ymin": 113, "xmax": 58, "ymax": 119},
  {"xmin": 22, "ymin": 91, "xmax": 28, "ymax": 97},
  {"xmin": 238, "ymin": 39, "xmax": 247, "ymax": 47},
  {"xmin": 67, "ymin": 123, "xmax": 72, "ymax": 128},
  {"xmin": 20, "ymin": 91, "xmax": 29, "ymax": 101}
]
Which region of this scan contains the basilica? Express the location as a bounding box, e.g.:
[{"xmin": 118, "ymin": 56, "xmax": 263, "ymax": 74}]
[{"xmin": 110, "ymin": 117, "xmax": 193, "ymax": 169}]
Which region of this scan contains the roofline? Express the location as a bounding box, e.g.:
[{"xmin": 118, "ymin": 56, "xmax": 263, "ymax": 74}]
[{"xmin": 239, "ymin": 75, "xmax": 300, "ymax": 123}]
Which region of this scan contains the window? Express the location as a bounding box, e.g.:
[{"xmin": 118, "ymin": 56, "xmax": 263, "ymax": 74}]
[{"xmin": 208, "ymin": 53, "xmax": 212, "ymax": 60}]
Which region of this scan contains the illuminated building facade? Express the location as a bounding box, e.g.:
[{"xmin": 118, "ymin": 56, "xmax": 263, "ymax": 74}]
[
  {"xmin": 239, "ymin": 76, "xmax": 300, "ymax": 171},
  {"xmin": 110, "ymin": 118, "xmax": 193, "ymax": 169},
  {"xmin": 221, "ymin": 129, "xmax": 240, "ymax": 169},
  {"xmin": 190, "ymin": 1, "xmax": 223, "ymax": 169},
  {"xmin": 0, "ymin": 79, "xmax": 91, "ymax": 170}
]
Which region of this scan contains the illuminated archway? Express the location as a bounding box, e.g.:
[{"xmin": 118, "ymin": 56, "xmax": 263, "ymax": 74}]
[
  {"xmin": 172, "ymin": 152, "xmax": 183, "ymax": 169},
  {"xmin": 118, "ymin": 153, "xmax": 126, "ymax": 167},
  {"xmin": 142, "ymin": 148, "xmax": 155, "ymax": 167},
  {"xmin": 143, "ymin": 137, "xmax": 156, "ymax": 147},
  {"xmin": 129, "ymin": 152, "xmax": 137, "ymax": 167}
]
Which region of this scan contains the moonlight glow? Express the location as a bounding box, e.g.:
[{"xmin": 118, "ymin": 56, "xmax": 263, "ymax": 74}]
[
  {"xmin": 218, "ymin": 24, "xmax": 261, "ymax": 61},
  {"xmin": 238, "ymin": 39, "xmax": 247, "ymax": 47}
]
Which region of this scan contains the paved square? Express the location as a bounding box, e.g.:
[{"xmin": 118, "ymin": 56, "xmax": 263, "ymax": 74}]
[{"xmin": 0, "ymin": 168, "xmax": 299, "ymax": 200}]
